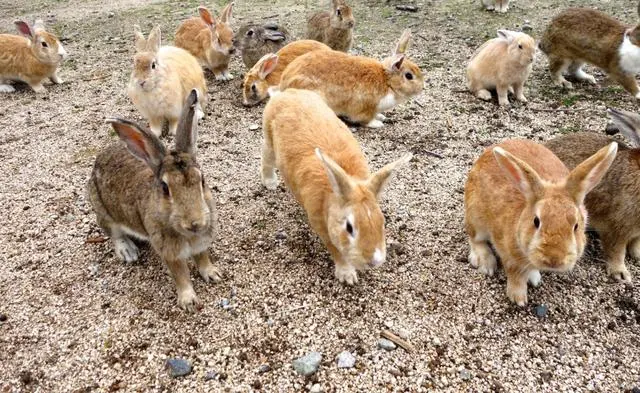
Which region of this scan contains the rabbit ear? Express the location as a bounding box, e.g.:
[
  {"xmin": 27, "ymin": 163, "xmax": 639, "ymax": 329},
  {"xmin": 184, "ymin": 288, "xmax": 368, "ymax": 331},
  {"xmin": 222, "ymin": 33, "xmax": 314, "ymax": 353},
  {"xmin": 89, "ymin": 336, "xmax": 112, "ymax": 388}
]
[
  {"xmin": 315, "ymin": 148, "xmax": 354, "ymax": 199},
  {"xmin": 394, "ymin": 29, "xmax": 411, "ymax": 55},
  {"xmin": 107, "ymin": 118, "xmax": 166, "ymax": 172},
  {"xmin": 566, "ymin": 142, "xmax": 618, "ymax": 205},
  {"xmin": 133, "ymin": 25, "xmax": 147, "ymax": 52},
  {"xmin": 14, "ymin": 20, "xmax": 34, "ymax": 38},
  {"xmin": 497, "ymin": 29, "xmax": 516, "ymax": 42},
  {"xmin": 198, "ymin": 6, "xmax": 217, "ymax": 27},
  {"xmin": 258, "ymin": 54, "xmax": 279, "ymax": 79},
  {"xmin": 33, "ymin": 19, "xmax": 45, "ymax": 31},
  {"xmin": 367, "ymin": 154, "xmax": 412, "ymax": 198},
  {"xmin": 493, "ymin": 147, "xmax": 545, "ymax": 201},
  {"xmin": 146, "ymin": 26, "xmax": 161, "ymax": 53},
  {"xmin": 608, "ymin": 108, "xmax": 640, "ymax": 147},
  {"xmin": 175, "ymin": 90, "xmax": 199, "ymax": 155},
  {"xmin": 220, "ymin": 2, "xmax": 234, "ymax": 23},
  {"xmin": 385, "ymin": 53, "xmax": 405, "ymax": 72}
]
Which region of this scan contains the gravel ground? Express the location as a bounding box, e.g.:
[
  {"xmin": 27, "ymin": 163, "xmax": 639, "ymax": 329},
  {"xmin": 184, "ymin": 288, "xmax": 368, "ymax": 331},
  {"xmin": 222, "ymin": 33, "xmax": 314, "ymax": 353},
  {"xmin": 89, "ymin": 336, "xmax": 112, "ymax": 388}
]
[{"xmin": 1, "ymin": 0, "xmax": 639, "ymax": 392}]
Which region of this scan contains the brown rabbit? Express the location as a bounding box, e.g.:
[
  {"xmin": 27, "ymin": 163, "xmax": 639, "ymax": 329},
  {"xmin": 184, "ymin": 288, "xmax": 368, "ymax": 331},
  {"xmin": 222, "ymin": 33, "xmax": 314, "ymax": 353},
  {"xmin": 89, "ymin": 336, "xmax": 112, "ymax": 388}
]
[
  {"xmin": 307, "ymin": 0, "xmax": 355, "ymax": 52},
  {"xmin": 545, "ymin": 108, "xmax": 640, "ymax": 282},
  {"xmin": 280, "ymin": 30, "xmax": 422, "ymax": 128},
  {"xmin": 87, "ymin": 90, "xmax": 221, "ymax": 311},
  {"xmin": 175, "ymin": 3, "xmax": 235, "ymax": 81},
  {"xmin": 235, "ymin": 21, "xmax": 290, "ymax": 69},
  {"xmin": 465, "ymin": 140, "xmax": 617, "ymax": 305},
  {"xmin": 262, "ymin": 88, "xmax": 411, "ymax": 284},
  {"xmin": 242, "ymin": 40, "xmax": 331, "ymax": 106},
  {"xmin": 540, "ymin": 6, "xmax": 640, "ymax": 97}
]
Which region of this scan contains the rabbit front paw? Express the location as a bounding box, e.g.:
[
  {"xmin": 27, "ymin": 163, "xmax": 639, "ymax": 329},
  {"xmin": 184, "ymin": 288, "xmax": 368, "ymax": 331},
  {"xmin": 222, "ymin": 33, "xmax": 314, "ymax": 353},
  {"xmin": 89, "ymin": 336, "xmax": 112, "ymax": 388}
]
[
  {"xmin": 607, "ymin": 264, "xmax": 632, "ymax": 282},
  {"xmin": 198, "ymin": 262, "xmax": 223, "ymax": 283},
  {"xmin": 114, "ymin": 237, "xmax": 139, "ymax": 263},
  {"xmin": 365, "ymin": 119, "xmax": 384, "ymax": 128},
  {"xmin": 0, "ymin": 84, "xmax": 15, "ymax": 93},
  {"xmin": 335, "ymin": 263, "xmax": 358, "ymax": 285},
  {"xmin": 177, "ymin": 286, "xmax": 201, "ymax": 312},
  {"xmin": 528, "ymin": 270, "xmax": 542, "ymax": 287}
]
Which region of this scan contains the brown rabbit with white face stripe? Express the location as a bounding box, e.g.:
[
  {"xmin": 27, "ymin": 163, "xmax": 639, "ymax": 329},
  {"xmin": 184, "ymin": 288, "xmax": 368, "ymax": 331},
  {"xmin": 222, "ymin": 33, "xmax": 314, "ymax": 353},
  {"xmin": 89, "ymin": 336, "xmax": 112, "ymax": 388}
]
[
  {"xmin": 0, "ymin": 19, "xmax": 67, "ymax": 93},
  {"xmin": 87, "ymin": 90, "xmax": 221, "ymax": 311},
  {"xmin": 261, "ymin": 89, "xmax": 411, "ymax": 284}
]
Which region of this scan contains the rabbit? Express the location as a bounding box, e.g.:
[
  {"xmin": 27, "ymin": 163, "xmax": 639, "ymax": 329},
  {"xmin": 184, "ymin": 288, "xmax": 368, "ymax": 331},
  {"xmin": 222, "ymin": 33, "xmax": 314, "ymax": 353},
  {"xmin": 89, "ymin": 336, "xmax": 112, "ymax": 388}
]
[
  {"xmin": 464, "ymin": 139, "xmax": 617, "ymax": 306},
  {"xmin": 242, "ymin": 40, "xmax": 331, "ymax": 107},
  {"xmin": 467, "ymin": 30, "xmax": 536, "ymax": 106},
  {"xmin": 307, "ymin": 0, "xmax": 355, "ymax": 52},
  {"xmin": 127, "ymin": 25, "xmax": 207, "ymax": 138},
  {"xmin": 279, "ymin": 30, "xmax": 422, "ymax": 128},
  {"xmin": 545, "ymin": 108, "xmax": 640, "ymax": 282},
  {"xmin": 87, "ymin": 90, "xmax": 221, "ymax": 311},
  {"xmin": 0, "ymin": 19, "xmax": 67, "ymax": 93},
  {"xmin": 261, "ymin": 88, "xmax": 412, "ymax": 284},
  {"xmin": 235, "ymin": 21, "xmax": 290, "ymax": 69},
  {"xmin": 481, "ymin": 0, "xmax": 510, "ymax": 13},
  {"xmin": 175, "ymin": 3, "xmax": 235, "ymax": 81},
  {"xmin": 540, "ymin": 6, "xmax": 640, "ymax": 98}
]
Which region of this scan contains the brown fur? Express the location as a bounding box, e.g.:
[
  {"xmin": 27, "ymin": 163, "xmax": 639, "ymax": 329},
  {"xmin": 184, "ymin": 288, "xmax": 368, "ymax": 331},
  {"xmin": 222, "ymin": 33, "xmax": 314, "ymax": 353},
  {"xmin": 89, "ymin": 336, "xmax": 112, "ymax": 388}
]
[
  {"xmin": 464, "ymin": 139, "xmax": 617, "ymax": 305},
  {"xmin": 540, "ymin": 8, "xmax": 640, "ymax": 96},
  {"xmin": 261, "ymin": 89, "xmax": 411, "ymax": 284},
  {"xmin": 306, "ymin": 0, "xmax": 355, "ymax": 52},
  {"xmin": 279, "ymin": 44, "xmax": 423, "ymax": 127},
  {"xmin": 175, "ymin": 3, "xmax": 235, "ymax": 80},
  {"xmin": 235, "ymin": 22, "xmax": 290, "ymax": 69},
  {"xmin": 545, "ymin": 109, "xmax": 640, "ymax": 282},
  {"xmin": 242, "ymin": 40, "xmax": 331, "ymax": 106},
  {"xmin": 0, "ymin": 20, "xmax": 66, "ymax": 93},
  {"xmin": 87, "ymin": 91, "xmax": 221, "ymax": 311}
]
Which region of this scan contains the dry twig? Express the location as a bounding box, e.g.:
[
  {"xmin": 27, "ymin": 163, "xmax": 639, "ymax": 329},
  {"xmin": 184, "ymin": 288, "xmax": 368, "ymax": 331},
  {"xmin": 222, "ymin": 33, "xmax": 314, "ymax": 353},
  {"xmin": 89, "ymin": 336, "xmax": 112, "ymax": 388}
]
[{"xmin": 381, "ymin": 330, "xmax": 416, "ymax": 353}]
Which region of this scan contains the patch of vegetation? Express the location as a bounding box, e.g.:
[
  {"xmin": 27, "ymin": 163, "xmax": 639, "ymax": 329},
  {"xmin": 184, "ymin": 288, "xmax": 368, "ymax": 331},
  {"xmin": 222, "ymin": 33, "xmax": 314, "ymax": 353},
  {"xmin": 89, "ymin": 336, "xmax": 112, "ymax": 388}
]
[
  {"xmin": 558, "ymin": 125, "xmax": 581, "ymax": 134},
  {"xmin": 561, "ymin": 94, "xmax": 580, "ymax": 107}
]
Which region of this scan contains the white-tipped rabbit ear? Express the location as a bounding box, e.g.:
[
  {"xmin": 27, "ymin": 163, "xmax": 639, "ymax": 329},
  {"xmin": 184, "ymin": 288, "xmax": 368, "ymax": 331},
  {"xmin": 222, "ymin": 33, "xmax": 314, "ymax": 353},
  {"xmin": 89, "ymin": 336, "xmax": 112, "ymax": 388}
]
[
  {"xmin": 493, "ymin": 147, "xmax": 544, "ymax": 201},
  {"xmin": 33, "ymin": 19, "xmax": 45, "ymax": 30},
  {"xmin": 146, "ymin": 26, "xmax": 161, "ymax": 53},
  {"xmin": 133, "ymin": 25, "xmax": 147, "ymax": 52},
  {"xmin": 315, "ymin": 148, "xmax": 354, "ymax": 199},
  {"xmin": 220, "ymin": 2, "xmax": 234, "ymax": 23},
  {"xmin": 394, "ymin": 29, "xmax": 411, "ymax": 55},
  {"xmin": 14, "ymin": 20, "xmax": 34, "ymax": 38},
  {"xmin": 198, "ymin": 6, "xmax": 217, "ymax": 27},
  {"xmin": 175, "ymin": 90, "xmax": 199, "ymax": 155},
  {"xmin": 608, "ymin": 108, "xmax": 640, "ymax": 147},
  {"xmin": 107, "ymin": 118, "xmax": 166, "ymax": 171},
  {"xmin": 566, "ymin": 142, "xmax": 618, "ymax": 205},
  {"xmin": 385, "ymin": 53, "xmax": 405, "ymax": 72},
  {"xmin": 497, "ymin": 29, "xmax": 516, "ymax": 42},
  {"xmin": 367, "ymin": 154, "xmax": 412, "ymax": 198},
  {"xmin": 258, "ymin": 54, "xmax": 279, "ymax": 79}
]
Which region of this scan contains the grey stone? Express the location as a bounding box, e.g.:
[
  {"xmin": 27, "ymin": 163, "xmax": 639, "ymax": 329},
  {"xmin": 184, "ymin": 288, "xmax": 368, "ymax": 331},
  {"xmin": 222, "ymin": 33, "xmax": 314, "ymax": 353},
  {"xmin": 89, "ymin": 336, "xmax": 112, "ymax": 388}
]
[
  {"xmin": 534, "ymin": 304, "xmax": 549, "ymax": 318},
  {"xmin": 310, "ymin": 384, "xmax": 323, "ymax": 393},
  {"xmin": 166, "ymin": 358, "xmax": 192, "ymax": 378},
  {"xmin": 336, "ymin": 351, "xmax": 356, "ymax": 368},
  {"xmin": 459, "ymin": 368, "xmax": 471, "ymax": 380},
  {"xmin": 204, "ymin": 370, "xmax": 217, "ymax": 381},
  {"xmin": 249, "ymin": 124, "xmax": 260, "ymax": 131},
  {"xmin": 292, "ymin": 352, "xmax": 322, "ymax": 376},
  {"xmin": 257, "ymin": 364, "xmax": 271, "ymax": 374},
  {"xmin": 378, "ymin": 338, "xmax": 397, "ymax": 351}
]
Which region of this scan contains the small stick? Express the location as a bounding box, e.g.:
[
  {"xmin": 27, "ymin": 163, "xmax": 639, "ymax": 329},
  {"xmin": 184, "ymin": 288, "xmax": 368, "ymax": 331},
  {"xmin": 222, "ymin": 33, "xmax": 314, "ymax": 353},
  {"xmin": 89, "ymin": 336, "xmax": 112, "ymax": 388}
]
[
  {"xmin": 396, "ymin": 5, "xmax": 419, "ymax": 12},
  {"xmin": 261, "ymin": 14, "xmax": 280, "ymax": 19},
  {"xmin": 417, "ymin": 33, "xmax": 429, "ymax": 43},
  {"xmin": 82, "ymin": 74, "xmax": 110, "ymax": 82},
  {"xmin": 529, "ymin": 107, "xmax": 590, "ymax": 113},
  {"xmin": 381, "ymin": 329, "xmax": 416, "ymax": 353},
  {"xmin": 426, "ymin": 151, "xmax": 444, "ymax": 159},
  {"xmin": 86, "ymin": 236, "xmax": 109, "ymax": 244}
]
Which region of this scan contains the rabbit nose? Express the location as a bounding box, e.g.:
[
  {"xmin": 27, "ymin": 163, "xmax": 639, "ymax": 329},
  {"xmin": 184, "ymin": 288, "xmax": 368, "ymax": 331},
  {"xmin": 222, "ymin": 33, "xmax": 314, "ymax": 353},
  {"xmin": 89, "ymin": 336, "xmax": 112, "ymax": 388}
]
[
  {"xmin": 369, "ymin": 248, "xmax": 385, "ymax": 267},
  {"xmin": 185, "ymin": 220, "xmax": 206, "ymax": 233},
  {"xmin": 228, "ymin": 47, "xmax": 236, "ymax": 55},
  {"xmin": 348, "ymin": 20, "xmax": 355, "ymax": 28},
  {"xmin": 139, "ymin": 80, "xmax": 146, "ymax": 88}
]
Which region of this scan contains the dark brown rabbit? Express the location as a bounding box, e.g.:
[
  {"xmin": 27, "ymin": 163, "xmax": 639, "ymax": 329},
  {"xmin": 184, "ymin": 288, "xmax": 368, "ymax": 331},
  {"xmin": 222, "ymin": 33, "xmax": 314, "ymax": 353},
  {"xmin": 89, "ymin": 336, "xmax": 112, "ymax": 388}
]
[
  {"xmin": 235, "ymin": 22, "xmax": 290, "ymax": 68},
  {"xmin": 545, "ymin": 108, "xmax": 640, "ymax": 282},
  {"xmin": 87, "ymin": 89, "xmax": 221, "ymax": 311},
  {"xmin": 307, "ymin": 0, "xmax": 355, "ymax": 52}
]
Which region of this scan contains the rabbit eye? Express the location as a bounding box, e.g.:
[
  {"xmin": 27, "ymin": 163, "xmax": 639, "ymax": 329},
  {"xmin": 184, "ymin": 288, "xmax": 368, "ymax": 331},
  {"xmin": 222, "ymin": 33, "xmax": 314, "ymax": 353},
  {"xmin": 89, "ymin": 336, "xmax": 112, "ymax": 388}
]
[
  {"xmin": 534, "ymin": 216, "xmax": 540, "ymax": 229},
  {"xmin": 201, "ymin": 176, "xmax": 205, "ymax": 188},
  {"xmin": 151, "ymin": 61, "xmax": 156, "ymax": 70},
  {"xmin": 336, "ymin": 9, "xmax": 342, "ymax": 17},
  {"xmin": 345, "ymin": 221, "xmax": 354, "ymax": 236},
  {"xmin": 574, "ymin": 223, "xmax": 578, "ymax": 232},
  {"xmin": 246, "ymin": 29, "xmax": 254, "ymax": 37},
  {"xmin": 405, "ymin": 72, "xmax": 413, "ymax": 80},
  {"xmin": 518, "ymin": 44, "xmax": 523, "ymax": 49},
  {"xmin": 251, "ymin": 83, "xmax": 257, "ymax": 93},
  {"xmin": 41, "ymin": 41, "xmax": 48, "ymax": 48},
  {"xmin": 161, "ymin": 181, "xmax": 170, "ymax": 196}
]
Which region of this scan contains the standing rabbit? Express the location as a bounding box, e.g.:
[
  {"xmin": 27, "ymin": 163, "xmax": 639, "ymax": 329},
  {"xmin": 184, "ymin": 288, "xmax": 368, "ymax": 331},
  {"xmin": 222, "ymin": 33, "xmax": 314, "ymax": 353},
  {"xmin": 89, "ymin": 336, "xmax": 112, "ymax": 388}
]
[
  {"xmin": 465, "ymin": 139, "xmax": 617, "ymax": 305},
  {"xmin": 540, "ymin": 6, "xmax": 640, "ymax": 98},
  {"xmin": 481, "ymin": 0, "xmax": 510, "ymax": 13},
  {"xmin": 88, "ymin": 90, "xmax": 221, "ymax": 311},
  {"xmin": 467, "ymin": 30, "xmax": 536, "ymax": 106},
  {"xmin": 261, "ymin": 88, "xmax": 412, "ymax": 284},
  {"xmin": 235, "ymin": 21, "xmax": 290, "ymax": 69},
  {"xmin": 280, "ymin": 30, "xmax": 422, "ymax": 128},
  {"xmin": 0, "ymin": 19, "xmax": 67, "ymax": 93},
  {"xmin": 307, "ymin": 0, "xmax": 355, "ymax": 52},
  {"xmin": 242, "ymin": 40, "xmax": 330, "ymax": 106},
  {"xmin": 175, "ymin": 3, "xmax": 235, "ymax": 80},
  {"xmin": 127, "ymin": 25, "xmax": 207, "ymax": 137},
  {"xmin": 545, "ymin": 108, "xmax": 640, "ymax": 282}
]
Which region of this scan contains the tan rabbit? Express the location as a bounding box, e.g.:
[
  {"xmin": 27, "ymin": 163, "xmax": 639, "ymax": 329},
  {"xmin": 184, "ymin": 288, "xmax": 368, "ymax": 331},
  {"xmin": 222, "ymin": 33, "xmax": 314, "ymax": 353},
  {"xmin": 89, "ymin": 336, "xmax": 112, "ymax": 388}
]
[
  {"xmin": 261, "ymin": 88, "xmax": 411, "ymax": 284},
  {"xmin": 0, "ymin": 19, "xmax": 67, "ymax": 93},
  {"xmin": 242, "ymin": 40, "xmax": 331, "ymax": 106},
  {"xmin": 127, "ymin": 25, "xmax": 207, "ymax": 137},
  {"xmin": 307, "ymin": 0, "xmax": 355, "ymax": 52},
  {"xmin": 481, "ymin": 0, "xmax": 510, "ymax": 13},
  {"xmin": 175, "ymin": 3, "xmax": 235, "ymax": 81},
  {"xmin": 87, "ymin": 90, "xmax": 221, "ymax": 311},
  {"xmin": 280, "ymin": 30, "xmax": 423, "ymax": 128},
  {"xmin": 465, "ymin": 139, "xmax": 617, "ymax": 306},
  {"xmin": 540, "ymin": 6, "xmax": 640, "ymax": 97},
  {"xmin": 467, "ymin": 30, "xmax": 536, "ymax": 106},
  {"xmin": 545, "ymin": 108, "xmax": 640, "ymax": 282}
]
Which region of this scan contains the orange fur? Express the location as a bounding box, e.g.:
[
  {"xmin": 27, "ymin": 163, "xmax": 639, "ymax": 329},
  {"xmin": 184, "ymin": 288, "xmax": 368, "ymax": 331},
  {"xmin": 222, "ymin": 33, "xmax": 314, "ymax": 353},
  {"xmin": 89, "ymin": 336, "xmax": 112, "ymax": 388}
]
[
  {"xmin": 464, "ymin": 139, "xmax": 617, "ymax": 306},
  {"xmin": 261, "ymin": 89, "xmax": 411, "ymax": 284}
]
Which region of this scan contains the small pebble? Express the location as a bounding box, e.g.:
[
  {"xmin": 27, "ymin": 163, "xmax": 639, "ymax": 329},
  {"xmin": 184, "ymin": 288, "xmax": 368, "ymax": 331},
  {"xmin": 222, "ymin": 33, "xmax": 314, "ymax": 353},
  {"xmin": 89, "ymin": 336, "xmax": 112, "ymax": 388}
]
[
  {"xmin": 605, "ymin": 122, "xmax": 619, "ymax": 135},
  {"xmin": 0, "ymin": 314, "xmax": 7, "ymax": 322},
  {"xmin": 336, "ymin": 351, "xmax": 356, "ymax": 368},
  {"xmin": 275, "ymin": 230, "xmax": 287, "ymax": 240},
  {"xmin": 459, "ymin": 368, "xmax": 471, "ymax": 380},
  {"xmin": 432, "ymin": 337, "xmax": 442, "ymax": 346},
  {"xmin": 220, "ymin": 298, "xmax": 230, "ymax": 307},
  {"xmin": 249, "ymin": 124, "xmax": 260, "ymax": 131},
  {"xmin": 378, "ymin": 338, "xmax": 397, "ymax": 351},
  {"xmin": 165, "ymin": 358, "xmax": 192, "ymax": 378},
  {"xmin": 204, "ymin": 370, "xmax": 218, "ymax": 381},
  {"xmin": 631, "ymin": 387, "xmax": 640, "ymax": 393},
  {"xmin": 310, "ymin": 384, "xmax": 323, "ymax": 393},
  {"xmin": 257, "ymin": 364, "xmax": 271, "ymax": 374},
  {"xmin": 534, "ymin": 304, "xmax": 549, "ymax": 318},
  {"xmin": 293, "ymin": 352, "xmax": 322, "ymax": 376}
]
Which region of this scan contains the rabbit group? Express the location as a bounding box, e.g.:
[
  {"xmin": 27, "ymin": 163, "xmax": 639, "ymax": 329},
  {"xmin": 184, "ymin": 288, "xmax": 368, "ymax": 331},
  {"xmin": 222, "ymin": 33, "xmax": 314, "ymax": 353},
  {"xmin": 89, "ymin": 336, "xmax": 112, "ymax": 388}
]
[{"xmin": 1, "ymin": 0, "xmax": 639, "ymax": 310}]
